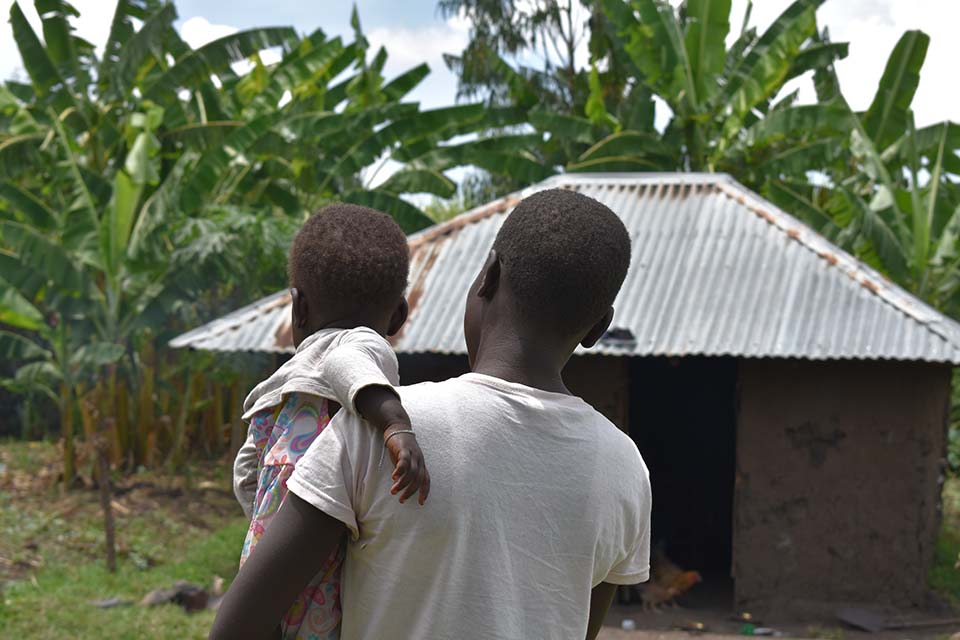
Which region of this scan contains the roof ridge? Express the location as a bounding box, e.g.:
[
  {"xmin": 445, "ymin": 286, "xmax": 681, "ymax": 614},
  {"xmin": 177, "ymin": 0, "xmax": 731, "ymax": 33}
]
[{"xmin": 714, "ymin": 180, "xmax": 960, "ymax": 350}]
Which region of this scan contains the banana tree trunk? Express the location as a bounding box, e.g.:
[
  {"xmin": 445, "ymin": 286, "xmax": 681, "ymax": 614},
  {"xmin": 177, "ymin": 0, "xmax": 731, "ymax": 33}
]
[
  {"xmin": 60, "ymin": 382, "xmax": 75, "ymax": 486},
  {"xmin": 165, "ymin": 371, "xmax": 197, "ymax": 470}
]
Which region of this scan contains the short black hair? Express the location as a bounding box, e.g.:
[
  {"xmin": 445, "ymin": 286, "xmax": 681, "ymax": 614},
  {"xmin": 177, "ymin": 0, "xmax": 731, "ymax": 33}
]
[
  {"xmin": 288, "ymin": 203, "xmax": 409, "ymax": 314},
  {"xmin": 492, "ymin": 188, "xmax": 631, "ymax": 335}
]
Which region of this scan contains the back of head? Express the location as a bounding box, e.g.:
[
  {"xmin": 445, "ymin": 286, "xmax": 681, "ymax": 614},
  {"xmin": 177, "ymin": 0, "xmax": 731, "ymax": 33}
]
[
  {"xmin": 492, "ymin": 188, "xmax": 631, "ymax": 337},
  {"xmin": 288, "ymin": 203, "xmax": 409, "ymax": 316}
]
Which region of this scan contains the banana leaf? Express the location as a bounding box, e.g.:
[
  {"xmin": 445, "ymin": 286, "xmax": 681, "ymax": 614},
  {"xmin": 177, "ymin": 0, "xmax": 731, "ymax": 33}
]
[
  {"xmin": 740, "ymin": 104, "xmax": 851, "ymax": 150},
  {"xmin": 342, "ymin": 190, "xmax": 433, "ymax": 234},
  {"xmin": 0, "ymin": 276, "xmax": 45, "ymax": 331},
  {"xmin": 382, "ymin": 63, "xmax": 430, "ymax": 101},
  {"xmin": 529, "ymin": 109, "xmax": 596, "ymax": 144},
  {"xmin": 9, "ymin": 2, "xmax": 64, "ymax": 96},
  {"xmin": 69, "ymin": 342, "xmax": 126, "ymax": 368},
  {"xmin": 252, "ymin": 36, "xmax": 346, "ymax": 109},
  {"xmin": 785, "ymin": 42, "xmax": 849, "ymax": 85},
  {"xmin": 0, "ymin": 330, "xmax": 49, "ymax": 361},
  {"xmin": 113, "ymin": 3, "xmax": 178, "ymax": 95},
  {"xmin": 180, "ymin": 111, "xmax": 285, "ymax": 212},
  {"xmin": 99, "ymin": 0, "xmax": 163, "ymax": 81},
  {"xmin": 161, "ymin": 121, "xmax": 243, "ymax": 150},
  {"xmin": 617, "ymin": 0, "xmax": 696, "ymax": 105},
  {"xmin": 0, "ymin": 134, "xmax": 43, "ymax": 180},
  {"xmin": 0, "ymin": 183, "xmax": 58, "ymax": 229},
  {"xmin": 144, "ymin": 28, "xmax": 297, "ymax": 106},
  {"xmin": 863, "ymin": 30, "xmax": 929, "ymax": 152},
  {"xmin": 37, "ymin": 0, "xmax": 96, "ymax": 88},
  {"xmin": 567, "ymin": 155, "xmax": 662, "ymax": 172},
  {"xmin": 721, "ymin": 2, "xmax": 822, "ymax": 133},
  {"xmin": 378, "ymin": 169, "xmax": 456, "ymax": 198},
  {"xmin": 0, "ymin": 221, "xmax": 85, "ymax": 292},
  {"xmin": 577, "ymin": 130, "xmax": 673, "ymax": 166},
  {"xmin": 761, "ymin": 179, "xmax": 837, "ymax": 234},
  {"xmin": 720, "ymin": 0, "xmax": 826, "ymax": 109},
  {"xmin": 685, "ymin": 0, "xmax": 732, "ymax": 104}
]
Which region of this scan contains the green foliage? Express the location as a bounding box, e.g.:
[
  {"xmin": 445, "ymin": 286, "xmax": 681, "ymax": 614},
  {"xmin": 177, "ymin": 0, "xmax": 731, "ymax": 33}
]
[
  {"xmin": 0, "ymin": 0, "xmax": 512, "ymax": 474},
  {"xmin": 930, "ymin": 477, "xmax": 960, "ymax": 601}
]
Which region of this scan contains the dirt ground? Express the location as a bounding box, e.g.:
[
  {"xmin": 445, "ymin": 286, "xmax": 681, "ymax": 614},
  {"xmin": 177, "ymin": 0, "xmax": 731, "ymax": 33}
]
[{"xmin": 596, "ymin": 582, "xmax": 960, "ymax": 640}]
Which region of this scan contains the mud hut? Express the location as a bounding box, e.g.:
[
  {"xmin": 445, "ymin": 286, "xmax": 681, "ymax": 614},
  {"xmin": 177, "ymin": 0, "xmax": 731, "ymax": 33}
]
[{"xmin": 172, "ymin": 173, "xmax": 960, "ymax": 612}]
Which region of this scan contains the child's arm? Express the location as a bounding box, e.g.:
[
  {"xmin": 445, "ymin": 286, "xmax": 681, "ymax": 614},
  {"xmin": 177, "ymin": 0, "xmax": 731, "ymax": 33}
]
[
  {"xmin": 354, "ymin": 385, "xmax": 430, "ymax": 505},
  {"xmin": 232, "ymin": 432, "xmax": 258, "ymax": 518},
  {"xmin": 319, "ymin": 330, "xmax": 430, "ymax": 504}
]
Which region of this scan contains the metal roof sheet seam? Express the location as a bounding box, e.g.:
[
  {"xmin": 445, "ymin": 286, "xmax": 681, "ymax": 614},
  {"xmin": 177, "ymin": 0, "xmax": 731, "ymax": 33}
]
[{"xmin": 169, "ymin": 173, "xmax": 960, "ymax": 363}]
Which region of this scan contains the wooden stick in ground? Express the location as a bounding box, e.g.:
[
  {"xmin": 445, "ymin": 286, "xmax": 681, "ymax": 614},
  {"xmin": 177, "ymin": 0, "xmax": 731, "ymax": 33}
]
[{"xmin": 97, "ymin": 418, "xmax": 117, "ymax": 573}]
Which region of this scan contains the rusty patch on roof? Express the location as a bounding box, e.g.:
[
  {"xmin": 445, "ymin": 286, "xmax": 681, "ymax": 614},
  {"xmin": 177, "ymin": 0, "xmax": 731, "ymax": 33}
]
[
  {"xmin": 390, "ymin": 241, "xmax": 445, "ymax": 343},
  {"xmin": 861, "ymin": 279, "xmax": 880, "ymax": 295},
  {"xmin": 274, "ymin": 320, "xmax": 293, "ymax": 349},
  {"xmin": 820, "ymin": 251, "xmax": 839, "ymax": 267}
]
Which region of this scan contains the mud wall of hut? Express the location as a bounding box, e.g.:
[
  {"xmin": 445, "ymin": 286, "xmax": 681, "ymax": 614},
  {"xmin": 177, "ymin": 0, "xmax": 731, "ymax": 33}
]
[{"xmin": 734, "ymin": 359, "xmax": 950, "ymax": 611}]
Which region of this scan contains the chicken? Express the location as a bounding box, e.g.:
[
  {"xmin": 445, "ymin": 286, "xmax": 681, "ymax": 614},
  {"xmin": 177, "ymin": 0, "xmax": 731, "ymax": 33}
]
[
  {"xmin": 616, "ymin": 547, "xmax": 703, "ymax": 611},
  {"xmin": 652, "ymin": 546, "xmax": 683, "ymax": 585}
]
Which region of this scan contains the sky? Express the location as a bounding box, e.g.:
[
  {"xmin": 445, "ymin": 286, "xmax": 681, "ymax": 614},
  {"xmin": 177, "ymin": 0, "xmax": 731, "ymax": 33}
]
[{"xmin": 1, "ymin": 0, "xmax": 957, "ymax": 128}]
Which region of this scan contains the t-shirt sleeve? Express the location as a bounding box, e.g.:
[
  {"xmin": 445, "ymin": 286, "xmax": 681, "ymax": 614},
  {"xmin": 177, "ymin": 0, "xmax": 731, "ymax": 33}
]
[
  {"xmin": 604, "ymin": 519, "xmax": 651, "ymax": 585},
  {"xmin": 232, "ymin": 431, "xmax": 259, "ymax": 519},
  {"xmin": 604, "ymin": 457, "xmax": 652, "ymax": 585},
  {"xmin": 286, "ymin": 410, "xmax": 368, "ymax": 541},
  {"xmin": 320, "ymin": 329, "xmax": 400, "ymax": 413}
]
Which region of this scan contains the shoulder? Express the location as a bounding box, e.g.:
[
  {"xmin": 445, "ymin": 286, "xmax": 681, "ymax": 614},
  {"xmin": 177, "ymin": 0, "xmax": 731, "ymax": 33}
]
[
  {"xmin": 587, "ymin": 413, "xmax": 650, "ymax": 491},
  {"xmin": 393, "ymin": 378, "xmax": 456, "ymax": 407},
  {"xmin": 333, "ymin": 326, "xmax": 391, "ymax": 350}
]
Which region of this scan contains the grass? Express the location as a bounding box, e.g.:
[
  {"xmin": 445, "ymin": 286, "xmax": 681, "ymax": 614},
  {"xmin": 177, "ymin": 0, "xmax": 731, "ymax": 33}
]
[
  {"xmin": 0, "ymin": 440, "xmax": 247, "ymax": 639},
  {"xmin": 930, "ymin": 477, "xmax": 960, "ymax": 602},
  {"xmin": 0, "ymin": 521, "xmax": 246, "ymax": 639},
  {"xmin": 3, "ymin": 441, "xmax": 960, "ymax": 638}
]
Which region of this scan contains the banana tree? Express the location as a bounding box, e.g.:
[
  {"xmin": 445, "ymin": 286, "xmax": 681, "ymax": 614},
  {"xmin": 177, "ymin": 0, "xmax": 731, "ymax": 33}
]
[
  {"xmin": 0, "ymin": 0, "xmax": 516, "ymax": 476},
  {"xmin": 762, "ymin": 29, "xmax": 959, "ymax": 316},
  {"xmin": 521, "ymin": 0, "xmax": 851, "ymax": 188}
]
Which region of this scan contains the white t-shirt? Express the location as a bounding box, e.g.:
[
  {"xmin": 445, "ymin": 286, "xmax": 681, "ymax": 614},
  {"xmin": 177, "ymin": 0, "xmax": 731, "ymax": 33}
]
[{"xmin": 288, "ymin": 372, "xmax": 651, "ymax": 640}]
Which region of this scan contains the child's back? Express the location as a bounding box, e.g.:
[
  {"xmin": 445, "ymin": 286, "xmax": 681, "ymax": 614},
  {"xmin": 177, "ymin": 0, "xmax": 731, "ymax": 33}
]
[{"xmin": 232, "ymin": 204, "xmax": 429, "ymax": 639}]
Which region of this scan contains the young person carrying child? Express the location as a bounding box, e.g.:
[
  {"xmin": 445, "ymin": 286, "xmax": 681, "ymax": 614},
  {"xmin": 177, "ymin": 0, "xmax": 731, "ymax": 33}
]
[
  {"xmin": 231, "ymin": 204, "xmax": 431, "ymax": 639},
  {"xmin": 213, "ymin": 189, "xmax": 651, "ymax": 640}
]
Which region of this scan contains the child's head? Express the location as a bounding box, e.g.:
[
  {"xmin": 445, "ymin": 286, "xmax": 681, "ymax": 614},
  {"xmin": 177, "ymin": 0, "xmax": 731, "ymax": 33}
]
[
  {"xmin": 463, "ymin": 188, "xmax": 631, "ymax": 365},
  {"xmin": 288, "ymin": 203, "xmax": 409, "ymax": 346}
]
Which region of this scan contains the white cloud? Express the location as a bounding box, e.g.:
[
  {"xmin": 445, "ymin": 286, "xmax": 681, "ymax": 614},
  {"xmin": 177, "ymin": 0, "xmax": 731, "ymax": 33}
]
[
  {"xmin": 366, "ymin": 15, "xmax": 470, "ymax": 108},
  {"xmin": 179, "ymin": 15, "xmax": 239, "ymax": 49},
  {"xmin": 180, "ymin": 15, "xmax": 283, "ymax": 76}
]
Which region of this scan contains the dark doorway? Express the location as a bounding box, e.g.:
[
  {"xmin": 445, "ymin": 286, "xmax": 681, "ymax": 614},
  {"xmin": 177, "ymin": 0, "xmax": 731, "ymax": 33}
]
[{"xmin": 628, "ymin": 357, "xmax": 738, "ymax": 589}]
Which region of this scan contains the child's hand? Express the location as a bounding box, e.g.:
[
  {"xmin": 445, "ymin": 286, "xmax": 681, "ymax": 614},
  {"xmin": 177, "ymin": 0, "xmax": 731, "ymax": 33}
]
[{"xmin": 383, "ymin": 424, "xmax": 430, "ymax": 505}]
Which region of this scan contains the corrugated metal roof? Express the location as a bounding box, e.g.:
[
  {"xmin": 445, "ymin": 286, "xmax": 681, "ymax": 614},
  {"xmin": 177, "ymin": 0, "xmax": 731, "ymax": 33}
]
[{"xmin": 169, "ymin": 173, "xmax": 960, "ymax": 363}]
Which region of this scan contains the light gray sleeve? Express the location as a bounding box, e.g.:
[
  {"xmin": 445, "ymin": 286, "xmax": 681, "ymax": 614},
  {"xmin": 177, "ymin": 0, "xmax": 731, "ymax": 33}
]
[
  {"xmin": 604, "ymin": 453, "xmax": 652, "ymax": 585},
  {"xmin": 232, "ymin": 432, "xmax": 259, "ymax": 519},
  {"xmin": 287, "ymin": 410, "xmax": 364, "ymax": 541},
  {"xmin": 320, "ymin": 330, "xmax": 400, "ymax": 413}
]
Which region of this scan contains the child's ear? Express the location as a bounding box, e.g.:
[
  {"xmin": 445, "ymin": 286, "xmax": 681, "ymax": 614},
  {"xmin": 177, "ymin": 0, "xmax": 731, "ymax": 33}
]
[
  {"xmin": 387, "ymin": 297, "xmax": 409, "ymax": 337},
  {"xmin": 476, "ymin": 250, "xmax": 501, "ymax": 299},
  {"xmin": 580, "ymin": 307, "xmax": 614, "ymax": 349},
  {"xmin": 291, "ymin": 287, "xmax": 309, "ymax": 328}
]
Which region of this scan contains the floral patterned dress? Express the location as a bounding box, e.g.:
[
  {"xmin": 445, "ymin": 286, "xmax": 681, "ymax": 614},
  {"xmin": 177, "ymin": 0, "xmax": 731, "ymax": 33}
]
[{"xmin": 239, "ymin": 393, "xmax": 343, "ymax": 640}]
